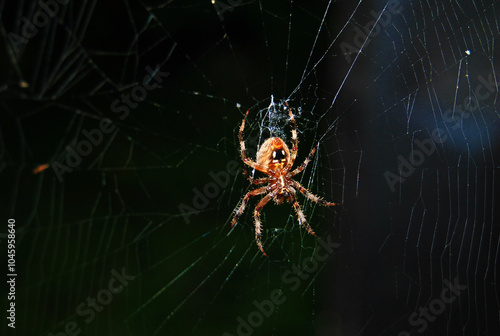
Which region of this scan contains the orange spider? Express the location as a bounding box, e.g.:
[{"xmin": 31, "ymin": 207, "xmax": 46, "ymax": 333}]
[{"xmin": 232, "ymin": 102, "xmax": 339, "ymax": 256}]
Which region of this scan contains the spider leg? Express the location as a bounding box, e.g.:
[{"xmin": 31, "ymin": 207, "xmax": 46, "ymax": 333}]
[
  {"xmin": 291, "ymin": 180, "xmax": 339, "ymax": 207},
  {"xmin": 239, "ymin": 109, "xmax": 270, "ymax": 174},
  {"xmin": 242, "ymin": 169, "xmax": 270, "ymax": 185},
  {"xmin": 249, "ymin": 177, "xmax": 270, "ymax": 185},
  {"xmin": 232, "ymin": 187, "xmax": 267, "ymax": 228},
  {"xmin": 254, "ymin": 191, "xmax": 276, "ymax": 257},
  {"xmin": 290, "ymin": 143, "xmax": 318, "ymax": 176},
  {"xmin": 285, "ymin": 101, "xmax": 298, "ymax": 168},
  {"xmin": 291, "ymin": 197, "xmax": 317, "ymax": 236}
]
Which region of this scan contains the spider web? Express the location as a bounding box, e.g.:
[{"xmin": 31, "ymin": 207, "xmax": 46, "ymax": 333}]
[{"xmin": 0, "ymin": 0, "xmax": 499, "ymax": 335}]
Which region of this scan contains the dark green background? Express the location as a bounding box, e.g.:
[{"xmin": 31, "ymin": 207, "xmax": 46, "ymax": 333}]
[{"xmin": 1, "ymin": 1, "xmax": 499, "ymax": 335}]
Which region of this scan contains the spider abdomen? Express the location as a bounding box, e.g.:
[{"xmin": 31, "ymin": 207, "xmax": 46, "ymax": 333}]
[{"xmin": 257, "ymin": 137, "xmax": 291, "ymax": 171}]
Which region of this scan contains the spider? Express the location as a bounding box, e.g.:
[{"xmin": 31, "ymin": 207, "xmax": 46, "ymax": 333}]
[{"xmin": 232, "ymin": 102, "xmax": 339, "ymax": 256}]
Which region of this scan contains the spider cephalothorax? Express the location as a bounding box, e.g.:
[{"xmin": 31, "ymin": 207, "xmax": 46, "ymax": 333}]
[{"xmin": 232, "ymin": 102, "xmax": 339, "ymax": 256}]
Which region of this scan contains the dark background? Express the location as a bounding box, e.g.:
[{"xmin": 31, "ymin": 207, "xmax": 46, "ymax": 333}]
[{"xmin": 0, "ymin": 0, "xmax": 499, "ymax": 335}]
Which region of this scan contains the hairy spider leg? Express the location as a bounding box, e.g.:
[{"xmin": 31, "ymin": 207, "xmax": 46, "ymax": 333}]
[
  {"xmin": 292, "ymin": 180, "xmax": 339, "ymax": 207},
  {"xmin": 254, "ymin": 191, "xmax": 278, "ymax": 257},
  {"xmin": 232, "ymin": 186, "xmax": 267, "ymax": 228},
  {"xmin": 239, "ymin": 109, "xmax": 269, "ymax": 174},
  {"xmin": 249, "ymin": 177, "xmax": 270, "ymax": 185},
  {"xmin": 285, "ymin": 101, "xmax": 298, "ymax": 168},
  {"xmin": 242, "ymin": 169, "xmax": 269, "ymax": 185},
  {"xmin": 291, "ymin": 143, "xmax": 318, "ymax": 176},
  {"xmin": 291, "ymin": 198, "xmax": 317, "ymax": 236}
]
